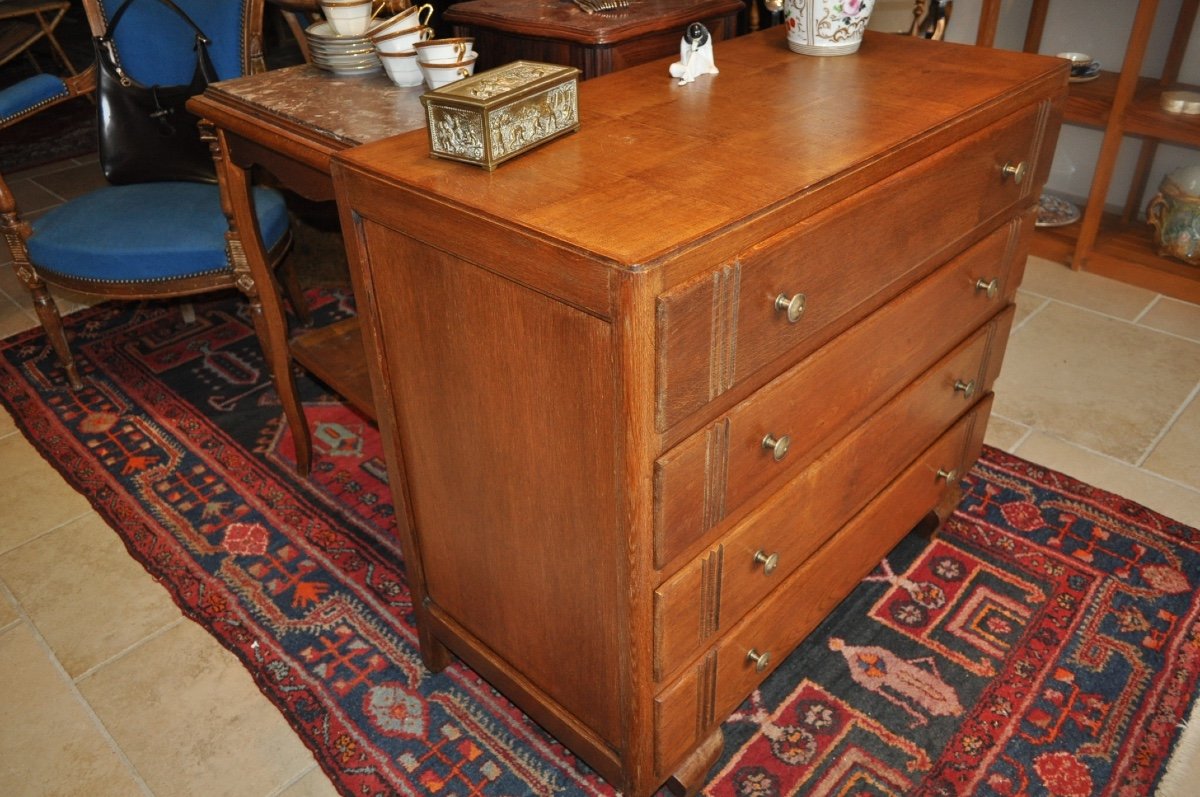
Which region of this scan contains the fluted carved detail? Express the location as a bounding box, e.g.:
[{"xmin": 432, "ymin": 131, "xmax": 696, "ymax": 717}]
[
  {"xmin": 698, "ymin": 545, "xmax": 724, "ymax": 644},
  {"xmin": 702, "ymin": 418, "xmax": 730, "ymax": 531},
  {"xmin": 708, "ymin": 262, "xmax": 740, "ymax": 402},
  {"xmin": 695, "ymin": 650, "xmax": 719, "ymax": 738}
]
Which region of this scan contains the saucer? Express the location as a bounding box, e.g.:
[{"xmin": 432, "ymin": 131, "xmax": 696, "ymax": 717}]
[
  {"xmin": 1036, "ymin": 193, "xmax": 1081, "ymax": 228},
  {"xmin": 1069, "ymin": 62, "xmax": 1101, "ymax": 82}
]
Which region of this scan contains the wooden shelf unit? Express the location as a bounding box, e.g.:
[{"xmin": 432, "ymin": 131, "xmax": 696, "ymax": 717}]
[{"xmin": 1005, "ymin": 0, "xmax": 1200, "ymax": 302}]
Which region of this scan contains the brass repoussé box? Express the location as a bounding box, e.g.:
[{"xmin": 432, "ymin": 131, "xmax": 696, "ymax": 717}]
[{"xmin": 419, "ymin": 61, "xmax": 581, "ymax": 170}]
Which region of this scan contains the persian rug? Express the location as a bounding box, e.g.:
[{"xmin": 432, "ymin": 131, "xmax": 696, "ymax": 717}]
[{"xmin": 2, "ymin": 292, "xmax": 1198, "ymax": 796}]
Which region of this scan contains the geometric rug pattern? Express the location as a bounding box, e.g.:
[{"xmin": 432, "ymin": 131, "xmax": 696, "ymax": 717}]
[{"xmin": 1, "ymin": 291, "xmax": 1196, "ymax": 796}]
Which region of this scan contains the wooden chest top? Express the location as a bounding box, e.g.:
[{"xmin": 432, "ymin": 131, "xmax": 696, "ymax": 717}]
[{"xmin": 334, "ymin": 28, "xmax": 1065, "ymax": 273}]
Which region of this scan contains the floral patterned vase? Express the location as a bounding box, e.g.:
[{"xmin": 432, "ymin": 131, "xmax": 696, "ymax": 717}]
[
  {"xmin": 1148, "ymin": 166, "xmax": 1200, "ymax": 267},
  {"xmin": 784, "ymin": 0, "xmax": 876, "ymax": 56}
]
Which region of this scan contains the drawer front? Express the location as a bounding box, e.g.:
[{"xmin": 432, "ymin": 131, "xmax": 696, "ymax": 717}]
[
  {"xmin": 653, "ymin": 397, "xmax": 993, "ymax": 778},
  {"xmin": 653, "ymin": 311, "xmax": 1012, "ymax": 680},
  {"xmin": 654, "ymin": 212, "xmax": 1030, "ymax": 567},
  {"xmin": 656, "ymin": 100, "xmax": 1047, "ymax": 431}
]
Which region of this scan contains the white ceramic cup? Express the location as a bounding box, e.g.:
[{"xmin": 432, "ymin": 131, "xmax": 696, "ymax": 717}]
[
  {"xmin": 419, "ymin": 52, "xmax": 478, "ymax": 89},
  {"xmin": 1056, "ymin": 51, "xmax": 1093, "ymax": 67},
  {"xmin": 784, "ymin": 0, "xmax": 876, "ymax": 56},
  {"xmin": 413, "ymin": 37, "xmax": 475, "ymax": 64},
  {"xmin": 372, "ymin": 24, "xmax": 433, "ymax": 54},
  {"xmin": 321, "ymin": 0, "xmax": 374, "ymax": 37},
  {"xmin": 369, "ymin": 2, "xmax": 433, "ymax": 37},
  {"xmin": 379, "ymin": 50, "xmax": 424, "ymax": 87}
]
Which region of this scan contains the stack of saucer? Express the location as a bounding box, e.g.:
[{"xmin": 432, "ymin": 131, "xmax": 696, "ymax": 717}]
[{"xmin": 306, "ymin": 21, "xmax": 381, "ymax": 76}]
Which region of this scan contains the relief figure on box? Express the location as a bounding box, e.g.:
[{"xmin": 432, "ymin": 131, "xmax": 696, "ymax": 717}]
[{"xmin": 430, "ymin": 107, "xmax": 485, "ymax": 160}]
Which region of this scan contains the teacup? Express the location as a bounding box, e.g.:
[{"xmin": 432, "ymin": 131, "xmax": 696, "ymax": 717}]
[
  {"xmin": 369, "ymin": 2, "xmax": 433, "ymax": 38},
  {"xmin": 320, "ymin": 0, "xmax": 374, "ymax": 37},
  {"xmin": 413, "ymin": 37, "xmax": 475, "ymax": 64},
  {"xmin": 378, "ymin": 50, "xmax": 424, "ymax": 87},
  {"xmin": 419, "ymin": 52, "xmax": 478, "ymax": 89},
  {"xmin": 372, "ymin": 24, "xmax": 433, "ymax": 54},
  {"xmin": 1056, "ymin": 51, "xmax": 1094, "ymax": 75},
  {"xmin": 784, "ymin": 0, "xmax": 876, "ymax": 56}
]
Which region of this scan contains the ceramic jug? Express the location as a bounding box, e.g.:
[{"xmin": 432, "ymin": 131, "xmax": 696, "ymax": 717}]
[
  {"xmin": 1148, "ymin": 166, "xmax": 1200, "ymax": 267},
  {"xmin": 783, "ymin": 0, "xmax": 876, "ymax": 56}
]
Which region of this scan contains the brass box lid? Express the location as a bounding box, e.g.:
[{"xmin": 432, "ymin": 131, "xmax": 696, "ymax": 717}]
[{"xmin": 419, "ymin": 60, "xmax": 581, "ymax": 170}]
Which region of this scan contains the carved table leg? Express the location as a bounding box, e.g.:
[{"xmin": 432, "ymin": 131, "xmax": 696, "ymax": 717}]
[{"xmin": 207, "ymin": 123, "xmax": 313, "ymax": 475}]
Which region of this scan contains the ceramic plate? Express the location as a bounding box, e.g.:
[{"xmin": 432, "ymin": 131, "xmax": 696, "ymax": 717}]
[
  {"xmin": 306, "ymin": 21, "xmax": 370, "ymax": 45},
  {"xmin": 315, "ymin": 60, "xmax": 383, "ymax": 76},
  {"xmin": 1036, "ymin": 193, "xmax": 1081, "ymax": 227},
  {"xmin": 1069, "ymin": 62, "xmax": 1101, "ymax": 82}
]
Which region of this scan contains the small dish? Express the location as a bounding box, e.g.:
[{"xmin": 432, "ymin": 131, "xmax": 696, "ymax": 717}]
[
  {"xmin": 1068, "ymin": 62, "xmax": 1101, "ymax": 83},
  {"xmin": 1036, "ymin": 193, "xmax": 1081, "ymax": 228}
]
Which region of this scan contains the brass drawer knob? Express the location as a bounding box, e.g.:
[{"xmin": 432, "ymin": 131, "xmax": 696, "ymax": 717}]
[
  {"xmin": 762, "ymin": 433, "xmax": 791, "ymax": 462},
  {"xmin": 975, "ymin": 277, "xmax": 999, "ymax": 298},
  {"xmin": 747, "ymin": 648, "xmax": 771, "ymax": 672},
  {"xmin": 936, "ymin": 467, "xmax": 959, "ymax": 483},
  {"xmin": 1001, "ymin": 160, "xmax": 1027, "ymax": 185},
  {"xmin": 753, "ymin": 549, "xmax": 780, "ymax": 575},
  {"xmin": 774, "ymin": 292, "xmax": 806, "ymax": 323},
  {"xmin": 953, "ymin": 378, "xmax": 976, "ymax": 399}
]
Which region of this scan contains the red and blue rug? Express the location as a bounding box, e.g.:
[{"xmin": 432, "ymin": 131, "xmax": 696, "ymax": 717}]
[{"xmin": 1, "ymin": 291, "xmax": 1198, "ymax": 796}]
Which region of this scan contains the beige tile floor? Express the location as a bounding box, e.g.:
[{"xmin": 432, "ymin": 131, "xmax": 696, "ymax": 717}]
[{"xmin": 1, "ymin": 157, "xmax": 1199, "ymax": 795}]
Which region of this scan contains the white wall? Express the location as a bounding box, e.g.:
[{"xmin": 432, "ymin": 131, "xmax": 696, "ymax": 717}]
[{"xmin": 942, "ymin": 0, "xmax": 1199, "ymax": 216}]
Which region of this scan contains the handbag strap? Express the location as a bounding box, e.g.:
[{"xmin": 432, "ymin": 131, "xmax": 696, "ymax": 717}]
[
  {"xmin": 99, "ymin": 0, "xmax": 214, "ymax": 85},
  {"xmin": 103, "ymin": 0, "xmax": 212, "ymax": 46}
]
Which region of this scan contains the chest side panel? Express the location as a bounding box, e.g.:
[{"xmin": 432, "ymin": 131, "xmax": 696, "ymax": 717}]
[{"xmin": 358, "ymin": 220, "xmax": 625, "ymax": 745}]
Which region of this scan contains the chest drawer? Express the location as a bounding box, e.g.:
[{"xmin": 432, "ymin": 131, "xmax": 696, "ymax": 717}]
[
  {"xmin": 652, "ymin": 396, "xmax": 992, "ymax": 778},
  {"xmin": 656, "ymin": 101, "xmax": 1047, "ymax": 431},
  {"xmin": 653, "ymin": 212, "xmax": 1029, "ymax": 567},
  {"xmin": 653, "ymin": 309, "xmax": 1012, "ymax": 680}
]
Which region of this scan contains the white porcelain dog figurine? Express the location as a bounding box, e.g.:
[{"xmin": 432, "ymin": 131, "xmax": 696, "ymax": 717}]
[{"xmin": 669, "ymin": 22, "xmax": 718, "ymax": 85}]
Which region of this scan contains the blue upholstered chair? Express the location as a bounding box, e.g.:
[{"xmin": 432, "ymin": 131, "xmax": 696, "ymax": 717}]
[{"xmin": 0, "ymin": 0, "xmax": 314, "ymax": 469}]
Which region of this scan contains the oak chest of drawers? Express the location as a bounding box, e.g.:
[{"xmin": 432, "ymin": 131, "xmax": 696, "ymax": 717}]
[{"xmin": 331, "ymin": 29, "xmax": 1066, "ymax": 796}]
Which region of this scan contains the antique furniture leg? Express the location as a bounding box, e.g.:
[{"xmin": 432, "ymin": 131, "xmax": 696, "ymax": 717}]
[
  {"xmin": 664, "ymin": 729, "xmax": 723, "ymax": 796},
  {"xmin": 211, "ymin": 127, "xmax": 314, "ymax": 475},
  {"xmin": 1, "ymin": 177, "xmax": 83, "ymax": 389},
  {"xmin": 278, "ymin": 258, "xmax": 312, "ymax": 326}
]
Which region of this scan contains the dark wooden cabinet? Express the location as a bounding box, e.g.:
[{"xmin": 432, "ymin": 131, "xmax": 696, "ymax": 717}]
[
  {"xmin": 331, "ymin": 29, "xmax": 1066, "ymax": 796},
  {"xmin": 442, "ymin": 0, "xmax": 744, "ymax": 79}
]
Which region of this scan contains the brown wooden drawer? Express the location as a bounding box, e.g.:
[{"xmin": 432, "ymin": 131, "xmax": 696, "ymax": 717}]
[
  {"xmin": 652, "ymin": 396, "xmax": 993, "ymax": 778},
  {"xmin": 656, "ymin": 101, "xmax": 1045, "ymax": 431},
  {"xmin": 653, "ymin": 213, "xmax": 1029, "ymax": 568},
  {"xmin": 653, "ymin": 310, "xmax": 1012, "ymax": 680}
]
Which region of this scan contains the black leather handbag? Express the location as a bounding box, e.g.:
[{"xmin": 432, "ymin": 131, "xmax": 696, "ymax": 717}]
[{"xmin": 95, "ymin": 0, "xmax": 218, "ymax": 184}]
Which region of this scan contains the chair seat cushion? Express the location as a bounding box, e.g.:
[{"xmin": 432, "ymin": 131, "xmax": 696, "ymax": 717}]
[
  {"xmin": 0, "ymin": 74, "xmax": 68, "ymax": 125},
  {"xmin": 28, "ymin": 182, "xmax": 289, "ymax": 284}
]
